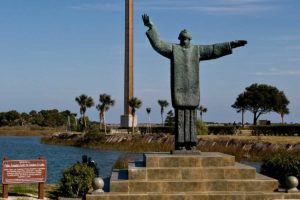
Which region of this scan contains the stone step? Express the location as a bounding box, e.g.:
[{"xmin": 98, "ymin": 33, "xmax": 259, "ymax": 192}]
[
  {"xmin": 128, "ymin": 162, "xmax": 256, "ymax": 180},
  {"xmin": 87, "ymin": 191, "xmax": 300, "ymax": 200},
  {"xmin": 144, "ymin": 152, "xmax": 235, "ymax": 168},
  {"xmin": 110, "ymin": 173, "xmax": 278, "ymax": 193}
]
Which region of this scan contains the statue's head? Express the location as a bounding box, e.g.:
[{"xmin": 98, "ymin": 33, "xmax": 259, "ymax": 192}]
[{"xmin": 178, "ymin": 29, "xmax": 192, "ymax": 47}]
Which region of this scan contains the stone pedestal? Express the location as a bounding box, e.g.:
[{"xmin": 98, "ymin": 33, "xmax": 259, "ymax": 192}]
[
  {"xmin": 87, "ymin": 152, "xmax": 300, "ymax": 200},
  {"xmin": 120, "ymin": 114, "xmax": 137, "ymax": 128}
]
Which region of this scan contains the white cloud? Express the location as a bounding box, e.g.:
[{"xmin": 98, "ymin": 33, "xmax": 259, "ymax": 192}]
[{"xmin": 253, "ymin": 68, "xmax": 300, "ymax": 76}]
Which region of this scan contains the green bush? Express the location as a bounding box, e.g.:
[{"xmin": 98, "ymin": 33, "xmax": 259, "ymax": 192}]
[
  {"xmin": 83, "ymin": 125, "xmax": 105, "ymax": 143},
  {"xmin": 139, "ymin": 126, "xmax": 174, "ymax": 134},
  {"xmin": 251, "ymin": 125, "xmax": 300, "ymax": 136},
  {"xmin": 196, "ymin": 120, "xmax": 208, "ymax": 135},
  {"xmin": 113, "ymin": 154, "xmax": 130, "ymax": 169},
  {"xmin": 58, "ymin": 157, "xmax": 97, "ymax": 198},
  {"xmin": 207, "ymin": 126, "xmax": 239, "ymax": 135},
  {"xmin": 260, "ymin": 151, "xmax": 300, "ymax": 188}
]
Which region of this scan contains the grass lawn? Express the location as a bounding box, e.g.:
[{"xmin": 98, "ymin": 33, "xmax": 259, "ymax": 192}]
[{"xmin": 0, "ymin": 184, "xmax": 58, "ymax": 199}]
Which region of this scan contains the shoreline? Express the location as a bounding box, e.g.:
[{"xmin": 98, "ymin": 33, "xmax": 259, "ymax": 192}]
[
  {"xmin": 41, "ymin": 132, "xmax": 300, "ymax": 162},
  {"xmin": 0, "ymin": 126, "xmax": 65, "ymax": 136}
]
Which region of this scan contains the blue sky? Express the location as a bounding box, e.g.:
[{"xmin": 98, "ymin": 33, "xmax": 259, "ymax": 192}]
[{"xmin": 0, "ymin": 0, "xmax": 300, "ymax": 124}]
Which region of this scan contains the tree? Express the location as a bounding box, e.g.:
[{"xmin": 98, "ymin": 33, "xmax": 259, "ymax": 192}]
[
  {"xmin": 232, "ymin": 83, "xmax": 290, "ymax": 125},
  {"xmin": 164, "ymin": 110, "xmax": 175, "ymax": 127},
  {"xmin": 0, "ymin": 111, "xmax": 20, "ymax": 126},
  {"xmin": 146, "ymin": 107, "xmax": 151, "ymax": 134},
  {"xmin": 96, "ymin": 93, "xmax": 115, "ymax": 134},
  {"xmin": 274, "ymin": 91, "xmax": 290, "ymax": 124},
  {"xmin": 5, "ymin": 110, "xmax": 20, "ymax": 126},
  {"xmin": 128, "ymin": 97, "xmax": 142, "ymax": 134},
  {"xmin": 19, "ymin": 112, "xmax": 30, "ymax": 126},
  {"xmin": 61, "ymin": 110, "xmax": 77, "ymax": 131},
  {"xmin": 146, "ymin": 107, "xmax": 151, "ymax": 118},
  {"xmin": 277, "ymin": 106, "xmax": 289, "ymax": 124},
  {"xmin": 158, "ymin": 100, "xmax": 169, "ymax": 126},
  {"xmin": 198, "ymin": 105, "xmax": 207, "ymax": 121},
  {"xmin": 75, "ymin": 94, "xmax": 94, "ymax": 130},
  {"xmin": 231, "ymin": 93, "xmax": 247, "ymax": 127}
]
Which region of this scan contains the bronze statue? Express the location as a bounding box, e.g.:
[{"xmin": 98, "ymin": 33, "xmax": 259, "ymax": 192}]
[{"xmin": 142, "ymin": 14, "xmax": 247, "ymax": 150}]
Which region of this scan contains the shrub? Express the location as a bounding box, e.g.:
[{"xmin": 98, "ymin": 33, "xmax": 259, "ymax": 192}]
[
  {"xmin": 83, "ymin": 125, "xmax": 105, "ymax": 143},
  {"xmin": 207, "ymin": 126, "xmax": 239, "ymax": 135},
  {"xmin": 251, "ymin": 125, "xmax": 300, "ymax": 136},
  {"xmin": 113, "ymin": 154, "xmax": 130, "ymax": 169},
  {"xmin": 196, "ymin": 120, "xmax": 208, "ymax": 135},
  {"xmin": 260, "ymin": 151, "xmax": 300, "ymax": 188},
  {"xmin": 58, "ymin": 156, "xmax": 97, "ymax": 198},
  {"xmin": 139, "ymin": 126, "xmax": 174, "ymax": 134}
]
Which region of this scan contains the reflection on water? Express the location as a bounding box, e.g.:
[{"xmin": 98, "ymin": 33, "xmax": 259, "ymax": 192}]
[{"xmin": 0, "ymin": 136, "xmax": 123, "ymax": 183}]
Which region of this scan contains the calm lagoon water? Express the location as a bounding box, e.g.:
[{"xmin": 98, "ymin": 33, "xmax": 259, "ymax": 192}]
[
  {"xmin": 0, "ymin": 136, "xmax": 126, "ymax": 183},
  {"xmin": 0, "ymin": 136, "xmax": 261, "ymax": 183}
]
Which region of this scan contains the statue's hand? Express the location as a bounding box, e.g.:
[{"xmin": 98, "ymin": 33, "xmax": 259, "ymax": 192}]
[
  {"xmin": 230, "ymin": 40, "xmax": 247, "ymax": 48},
  {"xmin": 142, "ymin": 14, "xmax": 153, "ymax": 28}
]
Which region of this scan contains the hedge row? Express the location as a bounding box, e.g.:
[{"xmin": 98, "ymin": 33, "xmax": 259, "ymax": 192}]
[
  {"xmin": 139, "ymin": 125, "xmax": 238, "ymax": 135},
  {"xmin": 138, "ymin": 125, "xmax": 300, "ymax": 136},
  {"xmin": 139, "ymin": 126, "xmax": 174, "ymax": 134},
  {"xmin": 207, "ymin": 126, "xmax": 240, "ymax": 135},
  {"xmin": 251, "ymin": 125, "xmax": 300, "ymax": 136}
]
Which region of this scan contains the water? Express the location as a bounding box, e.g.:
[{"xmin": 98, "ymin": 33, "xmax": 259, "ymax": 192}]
[
  {"xmin": 0, "ymin": 136, "xmax": 263, "ymax": 183},
  {"xmin": 241, "ymin": 160, "xmax": 261, "ymax": 172},
  {"xmin": 0, "ymin": 136, "xmax": 124, "ymax": 183}
]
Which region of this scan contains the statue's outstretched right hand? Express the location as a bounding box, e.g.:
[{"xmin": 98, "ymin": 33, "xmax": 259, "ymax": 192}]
[
  {"xmin": 142, "ymin": 14, "xmax": 152, "ymax": 28},
  {"xmin": 230, "ymin": 40, "xmax": 247, "ymax": 48}
]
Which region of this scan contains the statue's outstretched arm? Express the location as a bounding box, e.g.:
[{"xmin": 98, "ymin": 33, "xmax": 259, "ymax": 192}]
[
  {"xmin": 142, "ymin": 14, "xmax": 172, "ymax": 59},
  {"xmin": 199, "ymin": 40, "xmax": 247, "ymax": 61}
]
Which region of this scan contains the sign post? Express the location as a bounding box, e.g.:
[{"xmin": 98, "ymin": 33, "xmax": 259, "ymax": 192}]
[
  {"xmin": 38, "ymin": 156, "xmax": 45, "ymax": 199},
  {"xmin": 2, "ymin": 156, "xmax": 47, "ymax": 199},
  {"xmin": 2, "ymin": 157, "xmax": 8, "ymax": 199}
]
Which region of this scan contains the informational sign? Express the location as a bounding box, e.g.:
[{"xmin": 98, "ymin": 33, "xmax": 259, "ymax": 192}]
[{"xmin": 2, "ymin": 159, "xmax": 47, "ymax": 184}]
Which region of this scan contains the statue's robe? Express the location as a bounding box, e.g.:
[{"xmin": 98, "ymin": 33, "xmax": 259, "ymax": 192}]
[{"xmin": 146, "ymin": 26, "xmax": 232, "ymax": 149}]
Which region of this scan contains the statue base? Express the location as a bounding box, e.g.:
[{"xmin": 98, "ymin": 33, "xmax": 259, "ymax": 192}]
[
  {"xmin": 120, "ymin": 114, "xmax": 137, "ymax": 128},
  {"xmin": 170, "ymin": 149, "xmax": 201, "ymax": 155},
  {"xmin": 87, "ymin": 152, "xmax": 300, "ymax": 200}
]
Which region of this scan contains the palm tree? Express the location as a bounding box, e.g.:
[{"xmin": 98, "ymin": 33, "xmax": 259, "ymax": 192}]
[
  {"xmin": 158, "ymin": 100, "xmax": 169, "ymax": 126},
  {"xmin": 198, "ymin": 105, "xmax": 207, "ymax": 121},
  {"xmin": 96, "ymin": 93, "xmax": 115, "ymax": 134},
  {"xmin": 128, "ymin": 97, "xmax": 142, "ymax": 134},
  {"xmin": 146, "ymin": 107, "xmax": 151, "ymax": 133},
  {"xmin": 75, "ymin": 94, "xmax": 94, "ymax": 131}
]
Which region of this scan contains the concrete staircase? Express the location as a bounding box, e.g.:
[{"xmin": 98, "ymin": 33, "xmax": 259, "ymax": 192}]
[{"xmin": 87, "ymin": 152, "xmax": 300, "ymax": 200}]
